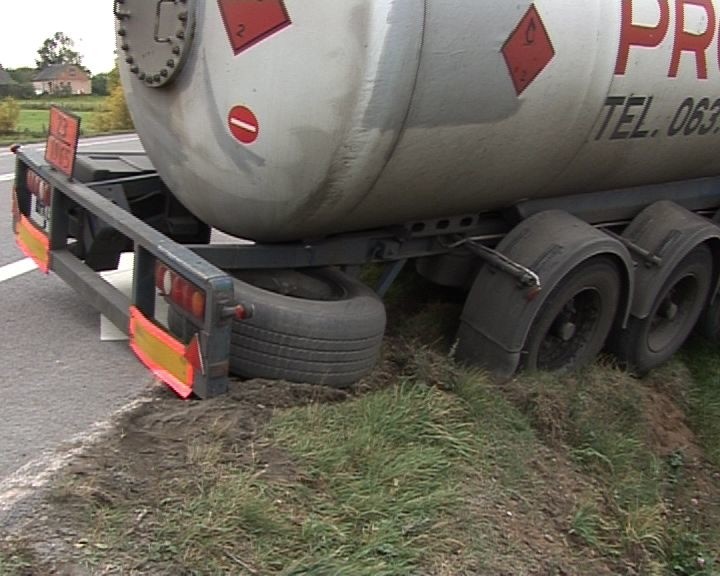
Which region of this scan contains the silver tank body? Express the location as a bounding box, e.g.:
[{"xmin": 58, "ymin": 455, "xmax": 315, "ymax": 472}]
[{"xmin": 120, "ymin": 0, "xmax": 720, "ymax": 241}]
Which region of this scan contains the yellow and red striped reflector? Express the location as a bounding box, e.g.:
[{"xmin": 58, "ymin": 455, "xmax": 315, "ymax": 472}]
[
  {"xmin": 15, "ymin": 215, "xmax": 50, "ymax": 273},
  {"xmin": 129, "ymin": 307, "xmax": 196, "ymax": 398}
]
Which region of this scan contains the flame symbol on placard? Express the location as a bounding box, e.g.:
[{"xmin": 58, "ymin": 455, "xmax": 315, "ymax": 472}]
[{"xmin": 525, "ymin": 19, "xmax": 536, "ymax": 45}]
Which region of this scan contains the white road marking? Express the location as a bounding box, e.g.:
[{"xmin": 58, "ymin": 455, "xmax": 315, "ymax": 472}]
[
  {"xmin": 0, "ymin": 135, "xmax": 140, "ymax": 158},
  {"xmin": 76, "ymin": 135, "xmax": 140, "ymax": 149},
  {"xmin": 0, "ymin": 258, "xmax": 37, "ymax": 283},
  {"xmin": 230, "ymin": 117, "xmax": 258, "ymax": 133},
  {"xmin": 0, "ymin": 136, "xmax": 141, "ymax": 180}
]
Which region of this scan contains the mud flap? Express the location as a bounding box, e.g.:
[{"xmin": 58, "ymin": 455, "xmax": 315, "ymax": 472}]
[{"xmin": 455, "ymin": 210, "xmax": 634, "ymax": 379}]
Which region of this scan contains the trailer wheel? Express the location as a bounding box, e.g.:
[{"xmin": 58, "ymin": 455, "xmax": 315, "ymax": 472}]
[
  {"xmin": 522, "ymin": 257, "xmax": 621, "ymax": 371},
  {"xmin": 170, "ymin": 268, "xmax": 386, "ymax": 387},
  {"xmin": 698, "ymin": 298, "xmax": 720, "ymax": 342},
  {"xmin": 698, "ymin": 211, "xmax": 720, "ymax": 341},
  {"xmin": 613, "ymin": 245, "xmax": 712, "ymax": 374}
]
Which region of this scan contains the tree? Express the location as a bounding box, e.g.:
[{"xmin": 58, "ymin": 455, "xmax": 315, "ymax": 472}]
[
  {"xmin": 36, "ymin": 32, "xmax": 84, "ymax": 69},
  {"xmin": 6, "ymin": 67, "xmax": 36, "ymax": 98},
  {"xmin": 7, "ymin": 67, "xmax": 35, "ymax": 84},
  {"xmin": 92, "ymin": 73, "xmax": 109, "ymax": 96}
]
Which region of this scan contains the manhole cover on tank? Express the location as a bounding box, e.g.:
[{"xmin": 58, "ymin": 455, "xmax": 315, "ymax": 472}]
[{"xmin": 114, "ymin": 0, "xmax": 196, "ymax": 88}]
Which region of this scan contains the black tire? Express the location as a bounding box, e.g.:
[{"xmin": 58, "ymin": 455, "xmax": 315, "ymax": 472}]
[
  {"xmin": 522, "ymin": 257, "xmax": 622, "ymax": 372},
  {"xmin": 699, "ymin": 211, "xmax": 720, "ymax": 341},
  {"xmin": 699, "ymin": 297, "xmax": 720, "ymax": 342},
  {"xmin": 612, "ymin": 245, "xmax": 713, "ymax": 375},
  {"xmin": 169, "ymin": 268, "xmax": 386, "ymax": 387}
]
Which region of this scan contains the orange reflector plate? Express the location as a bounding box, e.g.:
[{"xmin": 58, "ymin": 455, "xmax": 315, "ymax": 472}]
[
  {"xmin": 129, "ymin": 307, "xmax": 195, "ymax": 398},
  {"xmin": 16, "ymin": 214, "xmax": 50, "ymax": 273}
]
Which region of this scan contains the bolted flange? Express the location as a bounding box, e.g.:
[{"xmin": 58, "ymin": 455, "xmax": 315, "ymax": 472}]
[{"xmin": 115, "ymin": 0, "xmax": 196, "ymax": 88}]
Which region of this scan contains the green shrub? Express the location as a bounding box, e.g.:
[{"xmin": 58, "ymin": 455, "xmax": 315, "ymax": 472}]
[
  {"xmin": 92, "ymin": 85, "xmax": 133, "ymax": 131},
  {"xmin": 0, "ymin": 97, "xmax": 20, "ymax": 133}
]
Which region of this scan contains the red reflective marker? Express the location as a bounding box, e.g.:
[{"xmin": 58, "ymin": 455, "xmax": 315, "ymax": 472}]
[{"xmin": 228, "ymin": 106, "xmax": 260, "ymax": 144}]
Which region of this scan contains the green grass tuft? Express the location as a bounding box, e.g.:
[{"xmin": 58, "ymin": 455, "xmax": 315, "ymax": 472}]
[
  {"xmin": 267, "ymin": 382, "xmax": 481, "ymax": 574},
  {"xmin": 684, "ymin": 340, "xmax": 720, "ymax": 467}
]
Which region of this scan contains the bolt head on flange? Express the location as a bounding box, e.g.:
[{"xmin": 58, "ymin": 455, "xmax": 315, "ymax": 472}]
[{"xmin": 115, "ymin": 0, "xmax": 195, "ymax": 88}]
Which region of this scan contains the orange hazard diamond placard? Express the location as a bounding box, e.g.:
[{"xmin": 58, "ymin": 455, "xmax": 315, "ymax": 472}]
[
  {"xmin": 45, "ymin": 106, "xmax": 80, "ymax": 177},
  {"xmin": 502, "ymin": 5, "xmax": 555, "ymax": 96},
  {"xmin": 218, "ymin": 0, "xmax": 292, "ymax": 55}
]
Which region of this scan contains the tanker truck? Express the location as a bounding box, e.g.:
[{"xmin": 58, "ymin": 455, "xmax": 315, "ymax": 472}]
[{"xmin": 11, "ymin": 0, "xmax": 720, "ymax": 397}]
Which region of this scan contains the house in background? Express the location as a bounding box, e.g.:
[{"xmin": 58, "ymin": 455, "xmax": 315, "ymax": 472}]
[
  {"xmin": 0, "ymin": 65, "xmax": 17, "ymax": 96},
  {"xmin": 33, "ymin": 64, "xmax": 91, "ymax": 95}
]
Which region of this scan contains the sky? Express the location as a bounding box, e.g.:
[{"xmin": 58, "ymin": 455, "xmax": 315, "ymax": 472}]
[{"xmin": 0, "ymin": 0, "xmax": 116, "ymax": 74}]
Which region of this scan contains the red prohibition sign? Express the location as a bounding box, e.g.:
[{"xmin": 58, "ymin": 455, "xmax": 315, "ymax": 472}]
[{"xmin": 228, "ymin": 106, "xmax": 260, "ymax": 144}]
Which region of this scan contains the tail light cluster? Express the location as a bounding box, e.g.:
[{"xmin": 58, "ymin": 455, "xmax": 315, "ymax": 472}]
[
  {"xmin": 26, "ymin": 170, "xmax": 52, "ymax": 206},
  {"xmin": 155, "ymin": 261, "xmax": 206, "ymax": 321}
]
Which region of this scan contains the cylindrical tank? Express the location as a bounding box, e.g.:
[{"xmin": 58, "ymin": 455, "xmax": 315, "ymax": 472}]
[{"xmin": 118, "ymin": 0, "xmax": 720, "ymax": 241}]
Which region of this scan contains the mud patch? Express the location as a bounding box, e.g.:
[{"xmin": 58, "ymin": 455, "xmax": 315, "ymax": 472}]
[
  {"xmin": 640, "ymin": 386, "xmax": 701, "ymax": 459},
  {"xmin": 60, "ymin": 379, "xmax": 349, "ymax": 497}
]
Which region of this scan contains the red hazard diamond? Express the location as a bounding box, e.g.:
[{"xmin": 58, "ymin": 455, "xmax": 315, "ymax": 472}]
[
  {"xmin": 218, "ymin": 0, "xmax": 292, "ymax": 56},
  {"xmin": 502, "ymin": 5, "xmax": 555, "ymax": 96}
]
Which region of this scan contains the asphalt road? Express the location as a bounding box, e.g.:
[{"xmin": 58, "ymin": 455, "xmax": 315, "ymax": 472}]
[{"xmin": 0, "ymin": 135, "xmax": 157, "ymax": 518}]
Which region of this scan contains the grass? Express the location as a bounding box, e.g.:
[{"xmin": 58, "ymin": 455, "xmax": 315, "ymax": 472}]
[
  {"xmin": 63, "ymin": 361, "xmax": 531, "ymax": 575},
  {"xmin": 0, "ymin": 95, "xmax": 110, "ymax": 144},
  {"xmin": 36, "ymin": 345, "xmax": 720, "ymax": 575},
  {"xmin": 17, "ymin": 95, "xmax": 107, "ymax": 112},
  {"xmin": 684, "ymin": 339, "xmax": 720, "ymax": 467},
  {"xmin": 507, "ymin": 362, "xmax": 720, "ymax": 574},
  {"xmin": 16, "ymin": 109, "xmax": 96, "ymax": 135},
  {"xmin": 264, "ymin": 383, "xmax": 480, "ymax": 574}
]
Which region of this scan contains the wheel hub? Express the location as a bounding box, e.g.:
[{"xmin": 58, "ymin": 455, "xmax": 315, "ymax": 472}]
[
  {"xmin": 659, "ymin": 299, "xmax": 679, "ymax": 321},
  {"xmin": 648, "ymin": 272, "xmax": 701, "ymax": 354},
  {"xmin": 554, "ymin": 321, "xmax": 578, "ymax": 342}
]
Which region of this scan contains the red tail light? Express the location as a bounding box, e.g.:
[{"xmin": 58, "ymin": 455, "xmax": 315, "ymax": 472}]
[
  {"xmin": 155, "ymin": 264, "xmax": 169, "ymax": 292},
  {"xmin": 171, "ymin": 275, "xmax": 184, "ymax": 303},
  {"xmin": 25, "ymin": 170, "xmax": 52, "ymax": 206},
  {"xmin": 155, "ymin": 261, "xmax": 207, "ymax": 322},
  {"xmin": 189, "ymin": 289, "xmax": 205, "ymax": 319}
]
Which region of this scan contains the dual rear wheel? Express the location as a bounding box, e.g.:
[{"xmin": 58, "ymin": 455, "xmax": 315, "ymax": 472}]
[{"xmin": 521, "ymin": 245, "xmax": 713, "ymax": 374}]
